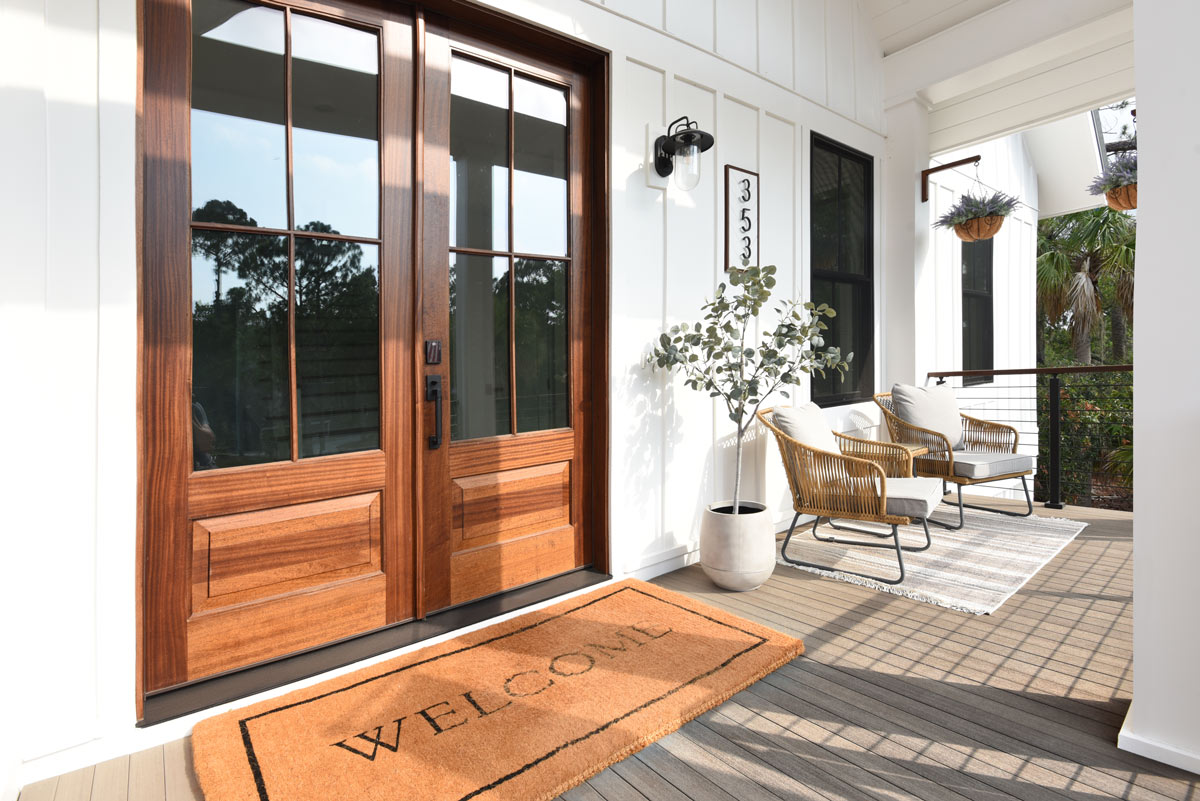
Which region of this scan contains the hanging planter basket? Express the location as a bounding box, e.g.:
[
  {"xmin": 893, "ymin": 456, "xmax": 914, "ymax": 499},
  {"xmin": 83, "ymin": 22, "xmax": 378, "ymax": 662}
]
[
  {"xmin": 953, "ymin": 215, "xmax": 1005, "ymax": 242},
  {"xmin": 1105, "ymin": 183, "xmax": 1137, "ymax": 211},
  {"xmin": 934, "ymin": 191, "xmax": 1019, "ymax": 242},
  {"xmin": 1090, "ymin": 150, "xmax": 1137, "ymax": 211}
]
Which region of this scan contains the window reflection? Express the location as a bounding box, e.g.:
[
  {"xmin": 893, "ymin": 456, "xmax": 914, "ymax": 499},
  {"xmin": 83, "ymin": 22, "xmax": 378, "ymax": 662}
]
[
  {"xmin": 191, "ymin": 228, "xmax": 291, "ymax": 469},
  {"xmin": 811, "ymin": 278, "xmax": 870, "ymax": 400},
  {"xmin": 839, "ymin": 159, "xmax": 866, "ymax": 275},
  {"xmin": 449, "ymin": 254, "xmax": 511, "ymax": 440},
  {"xmin": 811, "ymin": 146, "xmax": 839, "ymax": 273},
  {"xmin": 296, "ymin": 235, "xmax": 380, "ymax": 457},
  {"xmin": 513, "ymin": 77, "xmax": 567, "ymax": 256},
  {"xmin": 191, "ymin": 0, "xmax": 287, "ymax": 229},
  {"xmin": 515, "ymin": 259, "xmax": 568, "ymax": 431},
  {"xmin": 291, "ymin": 15, "xmax": 380, "ymax": 237},
  {"xmin": 450, "ymin": 57, "xmax": 509, "ymax": 250}
]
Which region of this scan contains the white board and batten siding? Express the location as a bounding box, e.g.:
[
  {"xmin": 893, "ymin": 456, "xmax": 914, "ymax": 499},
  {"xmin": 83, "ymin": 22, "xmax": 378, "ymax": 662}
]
[
  {"xmin": 921, "ymin": 135, "xmax": 1040, "ymax": 499},
  {"xmin": 602, "ymin": 0, "xmax": 887, "ymax": 571},
  {"xmin": 0, "ymin": 0, "xmax": 884, "ymax": 795}
]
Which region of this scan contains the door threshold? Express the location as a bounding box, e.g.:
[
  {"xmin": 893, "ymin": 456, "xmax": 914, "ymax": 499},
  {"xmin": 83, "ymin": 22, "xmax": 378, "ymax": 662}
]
[{"xmin": 140, "ymin": 568, "xmax": 611, "ymax": 727}]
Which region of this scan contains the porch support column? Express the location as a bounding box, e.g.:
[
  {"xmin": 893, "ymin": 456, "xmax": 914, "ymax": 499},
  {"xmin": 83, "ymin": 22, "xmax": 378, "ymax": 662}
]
[
  {"xmin": 1119, "ymin": 0, "xmax": 1200, "ymax": 775},
  {"xmin": 881, "ymin": 97, "xmax": 931, "ymax": 389}
]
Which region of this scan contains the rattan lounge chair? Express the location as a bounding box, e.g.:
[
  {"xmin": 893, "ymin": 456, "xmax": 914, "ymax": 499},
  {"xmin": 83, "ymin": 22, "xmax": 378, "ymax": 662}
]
[
  {"xmin": 758, "ymin": 406, "xmax": 943, "ymax": 585},
  {"xmin": 874, "ymin": 391, "xmax": 1035, "ymax": 530}
]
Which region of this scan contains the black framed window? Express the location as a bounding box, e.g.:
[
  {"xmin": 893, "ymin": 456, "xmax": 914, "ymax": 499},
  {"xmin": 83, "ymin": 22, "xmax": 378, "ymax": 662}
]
[
  {"xmin": 962, "ymin": 239, "xmax": 994, "ymax": 385},
  {"xmin": 810, "ymin": 133, "xmax": 873, "ymax": 406}
]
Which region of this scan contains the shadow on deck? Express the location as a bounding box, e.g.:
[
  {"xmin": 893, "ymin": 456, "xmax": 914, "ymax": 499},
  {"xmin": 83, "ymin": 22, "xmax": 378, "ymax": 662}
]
[{"xmin": 19, "ymin": 500, "xmax": 1199, "ymax": 801}]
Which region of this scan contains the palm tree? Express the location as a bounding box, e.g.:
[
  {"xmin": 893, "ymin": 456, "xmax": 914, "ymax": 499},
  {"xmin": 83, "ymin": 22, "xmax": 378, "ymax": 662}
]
[{"xmin": 1037, "ymin": 207, "xmax": 1135, "ymax": 365}]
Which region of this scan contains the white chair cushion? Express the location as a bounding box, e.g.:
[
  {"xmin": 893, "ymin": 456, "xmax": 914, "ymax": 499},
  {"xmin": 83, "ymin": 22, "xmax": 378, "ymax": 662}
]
[
  {"xmin": 891, "ymin": 383, "xmax": 964, "ymax": 450},
  {"xmin": 883, "ymin": 477, "xmax": 944, "ymax": 519},
  {"xmin": 772, "ymin": 403, "xmax": 840, "ymax": 454},
  {"xmin": 952, "ymin": 451, "xmax": 1035, "ymax": 479}
]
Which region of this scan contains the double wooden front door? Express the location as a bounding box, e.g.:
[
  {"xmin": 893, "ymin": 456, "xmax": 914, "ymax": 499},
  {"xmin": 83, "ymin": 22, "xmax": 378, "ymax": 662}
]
[{"xmin": 142, "ymin": 0, "xmax": 605, "ymax": 697}]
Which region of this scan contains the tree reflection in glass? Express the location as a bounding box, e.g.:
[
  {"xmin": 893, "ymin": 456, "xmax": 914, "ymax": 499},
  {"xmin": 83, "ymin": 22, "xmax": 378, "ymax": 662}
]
[
  {"xmin": 190, "ymin": 200, "xmax": 380, "ymax": 468},
  {"xmin": 514, "ymin": 258, "xmax": 568, "ymax": 432},
  {"xmin": 191, "ymin": 207, "xmax": 290, "ymax": 469},
  {"xmin": 295, "ymin": 232, "xmax": 380, "ymax": 457}
]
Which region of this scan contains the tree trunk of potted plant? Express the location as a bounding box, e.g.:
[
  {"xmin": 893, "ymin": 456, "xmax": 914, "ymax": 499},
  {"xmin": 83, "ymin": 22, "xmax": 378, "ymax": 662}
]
[{"xmin": 649, "ymin": 265, "xmax": 850, "ymax": 592}]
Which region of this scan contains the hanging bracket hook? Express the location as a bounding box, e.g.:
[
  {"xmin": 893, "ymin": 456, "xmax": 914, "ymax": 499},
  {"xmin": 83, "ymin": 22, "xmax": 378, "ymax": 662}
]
[{"xmin": 920, "ymin": 155, "xmax": 982, "ymax": 203}]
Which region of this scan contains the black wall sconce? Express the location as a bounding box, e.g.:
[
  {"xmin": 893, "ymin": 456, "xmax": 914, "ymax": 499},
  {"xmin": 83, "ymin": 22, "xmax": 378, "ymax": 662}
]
[{"xmin": 654, "ymin": 116, "xmax": 715, "ymax": 190}]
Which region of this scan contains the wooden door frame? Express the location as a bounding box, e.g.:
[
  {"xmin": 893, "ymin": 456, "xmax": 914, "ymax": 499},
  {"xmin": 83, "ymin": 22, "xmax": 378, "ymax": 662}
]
[{"xmin": 136, "ymin": 0, "xmax": 609, "ymax": 721}]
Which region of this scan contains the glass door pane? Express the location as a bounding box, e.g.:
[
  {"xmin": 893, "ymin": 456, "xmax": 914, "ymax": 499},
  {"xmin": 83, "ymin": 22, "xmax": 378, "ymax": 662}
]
[
  {"xmin": 191, "ymin": 0, "xmax": 287, "ymax": 229},
  {"xmin": 514, "ymin": 258, "xmax": 568, "ymax": 431},
  {"xmin": 296, "ymin": 240, "xmax": 380, "ymax": 456},
  {"xmin": 191, "ymin": 229, "xmax": 291, "ymax": 469},
  {"xmin": 513, "ymin": 77, "xmax": 567, "ymax": 256},
  {"xmin": 450, "ymin": 57, "xmax": 509, "ymax": 251},
  {"xmin": 291, "ymin": 15, "xmax": 380, "ymax": 237},
  {"xmin": 449, "ymin": 253, "xmax": 511, "ymax": 440}
]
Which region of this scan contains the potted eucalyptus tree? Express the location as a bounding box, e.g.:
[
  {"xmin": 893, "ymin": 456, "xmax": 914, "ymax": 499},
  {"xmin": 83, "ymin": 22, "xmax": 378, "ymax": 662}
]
[
  {"xmin": 933, "ymin": 190, "xmax": 1021, "ymax": 242},
  {"xmin": 649, "ymin": 264, "xmax": 850, "ymax": 591}
]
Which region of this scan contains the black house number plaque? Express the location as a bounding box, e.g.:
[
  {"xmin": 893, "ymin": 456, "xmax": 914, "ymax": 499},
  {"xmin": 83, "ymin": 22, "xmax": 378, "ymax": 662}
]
[{"xmin": 725, "ymin": 165, "xmax": 759, "ymax": 271}]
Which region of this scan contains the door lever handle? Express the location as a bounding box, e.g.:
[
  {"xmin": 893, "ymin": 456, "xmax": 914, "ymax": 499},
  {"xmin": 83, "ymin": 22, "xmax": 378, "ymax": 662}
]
[{"xmin": 426, "ymin": 375, "xmax": 443, "ymax": 450}]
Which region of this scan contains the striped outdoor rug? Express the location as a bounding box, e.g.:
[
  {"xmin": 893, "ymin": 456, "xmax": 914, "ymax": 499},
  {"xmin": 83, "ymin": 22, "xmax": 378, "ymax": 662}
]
[{"xmin": 777, "ymin": 508, "xmax": 1087, "ymax": 614}]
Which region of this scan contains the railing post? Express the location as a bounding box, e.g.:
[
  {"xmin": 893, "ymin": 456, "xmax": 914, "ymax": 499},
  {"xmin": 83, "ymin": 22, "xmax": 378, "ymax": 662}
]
[{"xmin": 1046, "ymin": 373, "xmax": 1064, "ymax": 509}]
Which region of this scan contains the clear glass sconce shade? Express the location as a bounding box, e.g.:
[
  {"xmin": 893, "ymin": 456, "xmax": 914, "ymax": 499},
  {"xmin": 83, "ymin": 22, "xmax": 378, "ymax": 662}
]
[{"xmin": 673, "ymin": 142, "xmax": 701, "ymax": 190}]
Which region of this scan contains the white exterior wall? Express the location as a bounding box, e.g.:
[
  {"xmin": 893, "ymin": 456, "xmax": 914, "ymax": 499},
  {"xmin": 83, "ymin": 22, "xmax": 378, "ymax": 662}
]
[
  {"xmin": 1119, "ymin": 0, "xmax": 1200, "ymax": 775},
  {"xmin": 0, "ymin": 0, "xmax": 138, "ymax": 794},
  {"xmin": 0, "ymin": 0, "xmax": 885, "ymax": 794},
  {"xmin": 916, "ymin": 135, "xmax": 1040, "ymax": 499}
]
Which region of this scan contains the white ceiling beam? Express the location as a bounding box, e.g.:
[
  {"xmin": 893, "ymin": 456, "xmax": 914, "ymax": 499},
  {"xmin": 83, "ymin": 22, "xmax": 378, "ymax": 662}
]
[{"xmin": 883, "ymin": 0, "xmax": 1132, "ymax": 106}]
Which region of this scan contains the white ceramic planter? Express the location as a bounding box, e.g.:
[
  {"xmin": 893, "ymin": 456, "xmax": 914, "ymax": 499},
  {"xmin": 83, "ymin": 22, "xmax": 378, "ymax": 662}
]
[{"xmin": 699, "ymin": 501, "xmax": 776, "ymax": 591}]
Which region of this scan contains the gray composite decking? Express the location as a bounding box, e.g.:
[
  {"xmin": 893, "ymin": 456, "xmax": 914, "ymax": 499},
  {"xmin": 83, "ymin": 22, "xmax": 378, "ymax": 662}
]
[{"xmin": 19, "ymin": 499, "xmax": 1200, "ymax": 801}]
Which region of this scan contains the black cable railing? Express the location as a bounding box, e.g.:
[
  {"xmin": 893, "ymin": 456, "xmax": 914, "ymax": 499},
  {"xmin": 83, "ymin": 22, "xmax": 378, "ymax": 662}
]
[{"xmin": 927, "ymin": 365, "xmax": 1133, "ymax": 511}]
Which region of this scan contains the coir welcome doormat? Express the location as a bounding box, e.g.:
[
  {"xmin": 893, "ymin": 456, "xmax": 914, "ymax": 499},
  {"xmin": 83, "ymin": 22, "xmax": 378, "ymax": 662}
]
[{"xmin": 191, "ymin": 579, "xmax": 803, "ymax": 801}]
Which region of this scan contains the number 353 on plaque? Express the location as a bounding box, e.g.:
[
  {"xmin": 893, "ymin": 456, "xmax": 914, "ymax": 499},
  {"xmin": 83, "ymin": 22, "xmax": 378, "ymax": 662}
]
[{"xmin": 724, "ymin": 165, "xmax": 759, "ymax": 272}]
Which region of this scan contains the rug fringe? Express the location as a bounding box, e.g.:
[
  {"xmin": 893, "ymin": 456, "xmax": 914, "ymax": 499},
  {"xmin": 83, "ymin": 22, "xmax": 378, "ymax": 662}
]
[{"xmin": 777, "ymin": 510, "xmax": 1088, "ymax": 616}]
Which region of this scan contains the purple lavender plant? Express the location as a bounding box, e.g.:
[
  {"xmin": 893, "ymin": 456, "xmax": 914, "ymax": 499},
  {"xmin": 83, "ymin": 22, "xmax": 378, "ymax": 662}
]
[
  {"xmin": 933, "ymin": 191, "xmax": 1020, "ymax": 229},
  {"xmin": 1088, "ymin": 151, "xmax": 1137, "ymax": 195}
]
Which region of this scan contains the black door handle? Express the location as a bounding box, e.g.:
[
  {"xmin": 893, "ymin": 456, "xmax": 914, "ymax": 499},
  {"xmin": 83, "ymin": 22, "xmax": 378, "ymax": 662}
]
[{"xmin": 426, "ymin": 375, "xmax": 443, "ymax": 449}]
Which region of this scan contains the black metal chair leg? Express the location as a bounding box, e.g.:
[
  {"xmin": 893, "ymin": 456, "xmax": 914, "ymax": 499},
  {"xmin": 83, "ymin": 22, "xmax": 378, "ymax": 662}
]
[
  {"xmin": 822, "ymin": 518, "xmax": 931, "ymax": 552},
  {"xmin": 778, "ymin": 516, "xmax": 908, "ymax": 585},
  {"xmin": 930, "ymin": 486, "xmax": 966, "ymax": 530},
  {"xmin": 939, "ymin": 474, "xmax": 1034, "ymax": 523},
  {"xmin": 827, "ymin": 517, "xmax": 892, "ymax": 538}
]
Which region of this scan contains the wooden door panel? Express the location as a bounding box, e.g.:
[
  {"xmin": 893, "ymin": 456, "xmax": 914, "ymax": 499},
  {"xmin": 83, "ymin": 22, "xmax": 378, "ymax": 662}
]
[
  {"xmin": 192, "ymin": 492, "xmax": 380, "ymax": 610},
  {"xmin": 449, "ymin": 525, "xmax": 576, "ymax": 606},
  {"xmin": 186, "ymin": 572, "xmax": 386, "ymax": 681},
  {"xmin": 186, "ymin": 451, "xmax": 386, "ymax": 520},
  {"xmin": 452, "ymin": 462, "xmax": 570, "ymax": 550},
  {"xmin": 447, "ymin": 430, "xmax": 574, "ymax": 476},
  {"xmin": 186, "ymin": 491, "xmax": 386, "ymax": 679}
]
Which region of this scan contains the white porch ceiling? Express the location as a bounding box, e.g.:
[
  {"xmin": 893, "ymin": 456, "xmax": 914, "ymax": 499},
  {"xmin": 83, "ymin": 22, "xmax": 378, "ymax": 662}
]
[
  {"xmin": 866, "ymin": 0, "xmax": 1007, "ymax": 57},
  {"xmin": 874, "ymin": 0, "xmax": 1135, "ymax": 155}
]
